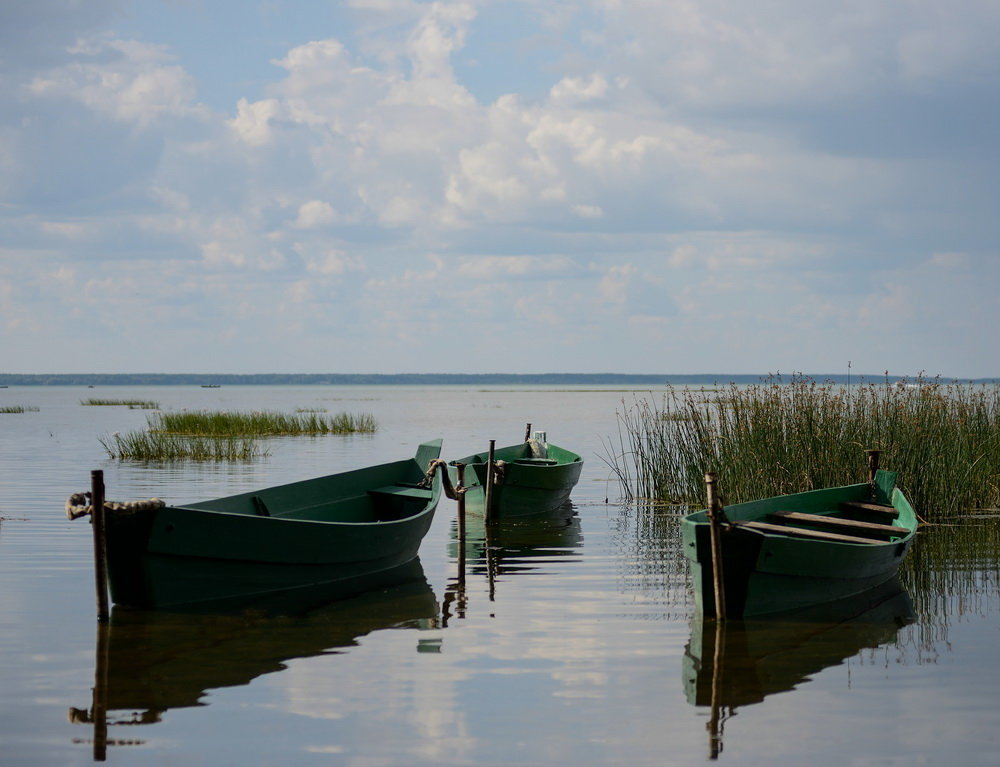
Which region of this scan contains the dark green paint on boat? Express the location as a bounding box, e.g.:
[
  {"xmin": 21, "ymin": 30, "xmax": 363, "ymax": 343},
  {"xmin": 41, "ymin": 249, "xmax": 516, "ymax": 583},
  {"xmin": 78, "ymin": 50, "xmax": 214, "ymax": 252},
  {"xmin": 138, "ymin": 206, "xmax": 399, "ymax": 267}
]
[
  {"xmin": 104, "ymin": 440, "xmax": 443, "ymax": 609},
  {"xmin": 682, "ymin": 470, "xmax": 918, "ymax": 618},
  {"xmin": 449, "ymin": 439, "xmax": 583, "ymax": 517}
]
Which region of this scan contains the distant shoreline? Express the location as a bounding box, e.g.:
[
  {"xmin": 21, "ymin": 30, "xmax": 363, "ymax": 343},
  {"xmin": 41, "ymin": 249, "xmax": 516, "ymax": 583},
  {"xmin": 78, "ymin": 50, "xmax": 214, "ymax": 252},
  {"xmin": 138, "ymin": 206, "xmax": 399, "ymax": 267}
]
[{"xmin": 0, "ymin": 372, "xmax": 994, "ymax": 386}]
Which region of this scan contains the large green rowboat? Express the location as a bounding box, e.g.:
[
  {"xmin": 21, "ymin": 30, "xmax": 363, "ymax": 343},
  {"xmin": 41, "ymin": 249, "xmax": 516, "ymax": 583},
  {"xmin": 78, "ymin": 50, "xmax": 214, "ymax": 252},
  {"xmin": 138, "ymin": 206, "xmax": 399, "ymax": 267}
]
[
  {"xmin": 448, "ymin": 431, "xmax": 583, "ymax": 517},
  {"xmin": 102, "ymin": 440, "xmax": 443, "ymax": 609},
  {"xmin": 682, "ymin": 469, "xmax": 918, "ymax": 618}
]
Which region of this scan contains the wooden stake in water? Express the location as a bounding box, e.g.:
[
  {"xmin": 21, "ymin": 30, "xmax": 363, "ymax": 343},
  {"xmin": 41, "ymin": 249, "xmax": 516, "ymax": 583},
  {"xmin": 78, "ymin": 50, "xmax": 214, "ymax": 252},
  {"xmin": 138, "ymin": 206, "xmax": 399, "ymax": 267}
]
[
  {"xmin": 704, "ymin": 472, "xmax": 727, "ymax": 621},
  {"xmin": 455, "ymin": 462, "xmax": 467, "ymax": 555},
  {"xmin": 524, "ymin": 422, "xmax": 532, "ymax": 442},
  {"xmin": 90, "ymin": 470, "xmax": 110, "ymax": 623},
  {"xmin": 484, "ymin": 439, "xmax": 496, "ymax": 524},
  {"xmin": 867, "ymin": 450, "xmax": 881, "ymax": 500}
]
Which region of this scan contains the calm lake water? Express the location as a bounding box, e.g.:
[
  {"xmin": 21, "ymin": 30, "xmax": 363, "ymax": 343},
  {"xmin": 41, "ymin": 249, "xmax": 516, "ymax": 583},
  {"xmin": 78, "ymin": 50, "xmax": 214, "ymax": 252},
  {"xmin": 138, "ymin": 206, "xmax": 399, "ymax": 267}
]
[{"xmin": 1, "ymin": 385, "xmax": 998, "ymax": 766}]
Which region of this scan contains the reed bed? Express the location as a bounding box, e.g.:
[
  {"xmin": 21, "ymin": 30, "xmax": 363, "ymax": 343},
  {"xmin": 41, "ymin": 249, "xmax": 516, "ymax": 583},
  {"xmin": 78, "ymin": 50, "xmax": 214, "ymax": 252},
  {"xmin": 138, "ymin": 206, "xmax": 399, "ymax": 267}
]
[
  {"xmin": 605, "ymin": 377, "xmax": 1000, "ymax": 519},
  {"xmin": 0, "ymin": 405, "xmax": 39, "ymax": 414},
  {"xmin": 149, "ymin": 410, "xmax": 377, "ymax": 436},
  {"xmin": 100, "ymin": 432, "xmax": 268, "ymax": 461},
  {"xmin": 81, "ymin": 398, "xmax": 160, "ymax": 409}
]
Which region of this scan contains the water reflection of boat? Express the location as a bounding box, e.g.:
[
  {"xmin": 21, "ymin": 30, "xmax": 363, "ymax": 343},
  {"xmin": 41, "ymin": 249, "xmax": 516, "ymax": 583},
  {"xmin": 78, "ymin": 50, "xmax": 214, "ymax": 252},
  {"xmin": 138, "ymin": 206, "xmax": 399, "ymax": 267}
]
[
  {"xmin": 456, "ymin": 502, "xmax": 583, "ymax": 577},
  {"xmin": 69, "ymin": 559, "xmax": 438, "ymax": 760},
  {"xmin": 683, "ymin": 577, "xmax": 915, "ymax": 759},
  {"xmin": 441, "ymin": 502, "xmax": 582, "ymax": 622}
]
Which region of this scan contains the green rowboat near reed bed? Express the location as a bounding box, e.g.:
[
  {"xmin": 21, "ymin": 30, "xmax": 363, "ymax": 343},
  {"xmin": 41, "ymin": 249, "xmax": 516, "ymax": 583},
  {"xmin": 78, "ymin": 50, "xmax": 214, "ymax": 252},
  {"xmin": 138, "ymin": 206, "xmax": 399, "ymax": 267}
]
[
  {"xmin": 607, "ymin": 377, "xmax": 1000, "ymax": 519},
  {"xmin": 683, "ymin": 468, "xmax": 918, "ymax": 618}
]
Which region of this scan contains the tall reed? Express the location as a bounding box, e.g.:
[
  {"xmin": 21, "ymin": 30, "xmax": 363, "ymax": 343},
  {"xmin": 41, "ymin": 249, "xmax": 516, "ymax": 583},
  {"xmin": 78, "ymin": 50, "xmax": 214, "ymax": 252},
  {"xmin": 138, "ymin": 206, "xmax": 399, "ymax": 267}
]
[
  {"xmin": 149, "ymin": 410, "xmax": 377, "ymax": 436},
  {"xmin": 0, "ymin": 405, "xmax": 39, "ymax": 414},
  {"xmin": 100, "ymin": 432, "xmax": 268, "ymax": 461},
  {"xmin": 605, "ymin": 377, "xmax": 1000, "ymax": 518}
]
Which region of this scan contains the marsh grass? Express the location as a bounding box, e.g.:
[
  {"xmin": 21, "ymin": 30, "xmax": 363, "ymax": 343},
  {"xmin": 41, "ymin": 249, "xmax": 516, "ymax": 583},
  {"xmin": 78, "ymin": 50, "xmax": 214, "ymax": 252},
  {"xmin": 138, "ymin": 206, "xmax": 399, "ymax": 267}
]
[
  {"xmin": 81, "ymin": 398, "xmax": 160, "ymax": 409},
  {"xmin": 100, "ymin": 432, "xmax": 268, "ymax": 461},
  {"xmin": 0, "ymin": 405, "xmax": 39, "ymax": 414},
  {"xmin": 606, "ymin": 377, "xmax": 1000, "ymax": 518},
  {"xmin": 149, "ymin": 409, "xmax": 377, "ymax": 436}
]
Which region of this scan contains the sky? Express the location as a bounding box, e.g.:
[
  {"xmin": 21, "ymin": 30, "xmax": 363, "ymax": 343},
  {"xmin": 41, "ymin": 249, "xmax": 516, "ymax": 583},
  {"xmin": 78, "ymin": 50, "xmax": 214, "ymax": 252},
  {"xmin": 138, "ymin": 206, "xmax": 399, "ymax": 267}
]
[{"xmin": 1, "ymin": 0, "xmax": 998, "ymax": 377}]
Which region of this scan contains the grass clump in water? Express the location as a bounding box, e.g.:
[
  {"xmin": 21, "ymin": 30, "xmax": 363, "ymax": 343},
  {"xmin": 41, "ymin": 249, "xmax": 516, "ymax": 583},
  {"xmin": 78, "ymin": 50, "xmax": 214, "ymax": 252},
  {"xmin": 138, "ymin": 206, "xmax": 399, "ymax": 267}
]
[
  {"xmin": 100, "ymin": 431, "xmax": 268, "ymax": 461},
  {"xmin": 150, "ymin": 410, "xmax": 377, "ymax": 436},
  {"xmin": 0, "ymin": 405, "xmax": 39, "ymax": 414},
  {"xmin": 605, "ymin": 375, "xmax": 1000, "ymax": 519},
  {"xmin": 81, "ymin": 398, "xmax": 160, "ymax": 409}
]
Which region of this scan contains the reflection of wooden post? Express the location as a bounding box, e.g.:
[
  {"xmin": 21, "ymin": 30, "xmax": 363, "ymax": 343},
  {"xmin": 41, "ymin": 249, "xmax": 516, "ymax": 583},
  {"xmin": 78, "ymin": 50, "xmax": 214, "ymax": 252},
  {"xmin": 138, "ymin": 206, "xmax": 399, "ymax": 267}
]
[
  {"xmin": 484, "ymin": 440, "xmax": 496, "ymax": 524},
  {"xmin": 707, "ymin": 617, "xmax": 726, "ymax": 760},
  {"xmin": 92, "ymin": 621, "xmax": 110, "ymax": 761},
  {"xmin": 91, "ymin": 470, "xmax": 110, "ymax": 623},
  {"xmin": 704, "ymin": 472, "xmax": 727, "ymax": 621},
  {"xmin": 455, "ymin": 463, "xmax": 467, "ymax": 593}
]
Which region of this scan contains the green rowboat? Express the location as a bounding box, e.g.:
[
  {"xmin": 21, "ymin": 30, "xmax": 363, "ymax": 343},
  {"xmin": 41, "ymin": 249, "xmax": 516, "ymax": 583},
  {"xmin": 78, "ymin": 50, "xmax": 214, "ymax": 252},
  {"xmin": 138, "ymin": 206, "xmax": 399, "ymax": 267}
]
[
  {"xmin": 449, "ymin": 431, "xmax": 583, "ymax": 517},
  {"xmin": 682, "ymin": 469, "xmax": 918, "ymax": 618},
  {"xmin": 100, "ymin": 440, "xmax": 443, "ymax": 609}
]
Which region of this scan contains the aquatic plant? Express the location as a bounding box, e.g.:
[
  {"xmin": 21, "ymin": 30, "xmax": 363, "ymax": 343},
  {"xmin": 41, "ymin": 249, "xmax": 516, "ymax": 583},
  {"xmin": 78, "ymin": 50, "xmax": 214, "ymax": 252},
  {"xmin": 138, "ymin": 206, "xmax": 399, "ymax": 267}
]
[
  {"xmin": 605, "ymin": 376, "xmax": 1000, "ymax": 518},
  {"xmin": 81, "ymin": 398, "xmax": 160, "ymax": 409},
  {"xmin": 0, "ymin": 405, "xmax": 39, "ymax": 414},
  {"xmin": 148, "ymin": 409, "xmax": 377, "ymax": 436},
  {"xmin": 99, "ymin": 431, "xmax": 268, "ymax": 461}
]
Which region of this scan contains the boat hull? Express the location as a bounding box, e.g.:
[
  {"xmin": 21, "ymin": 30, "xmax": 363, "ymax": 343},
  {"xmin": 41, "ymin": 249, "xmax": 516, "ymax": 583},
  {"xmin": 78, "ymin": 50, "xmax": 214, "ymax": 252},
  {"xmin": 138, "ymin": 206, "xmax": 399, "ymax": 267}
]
[
  {"xmin": 682, "ymin": 473, "xmax": 917, "ymax": 618},
  {"xmin": 104, "ymin": 441, "xmax": 443, "ymax": 609},
  {"xmin": 449, "ymin": 442, "xmax": 583, "ymax": 517}
]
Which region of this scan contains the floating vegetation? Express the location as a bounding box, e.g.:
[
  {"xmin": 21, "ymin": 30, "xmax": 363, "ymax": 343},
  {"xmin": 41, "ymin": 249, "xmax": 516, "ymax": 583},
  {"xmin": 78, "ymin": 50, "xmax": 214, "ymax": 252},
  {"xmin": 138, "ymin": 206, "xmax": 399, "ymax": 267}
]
[
  {"xmin": 100, "ymin": 431, "xmax": 268, "ymax": 461},
  {"xmin": 606, "ymin": 376, "xmax": 1000, "ymax": 519},
  {"xmin": 0, "ymin": 405, "xmax": 39, "ymax": 414},
  {"xmin": 149, "ymin": 410, "xmax": 377, "ymax": 436},
  {"xmin": 81, "ymin": 398, "xmax": 160, "ymax": 409}
]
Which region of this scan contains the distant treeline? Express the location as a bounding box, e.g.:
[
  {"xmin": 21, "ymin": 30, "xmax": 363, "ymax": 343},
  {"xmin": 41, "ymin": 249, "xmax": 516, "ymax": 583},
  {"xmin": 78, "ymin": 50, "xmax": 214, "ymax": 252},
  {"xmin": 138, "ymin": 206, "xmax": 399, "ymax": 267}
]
[{"xmin": 0, "ymin": 372, "xmax": 994, "ymax": 386}]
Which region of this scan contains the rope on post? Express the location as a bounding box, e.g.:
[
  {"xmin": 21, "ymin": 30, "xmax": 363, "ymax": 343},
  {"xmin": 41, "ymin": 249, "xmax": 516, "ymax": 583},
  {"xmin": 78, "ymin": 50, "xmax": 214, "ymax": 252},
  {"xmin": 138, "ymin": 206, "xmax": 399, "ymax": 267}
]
[
  {"xmin": 420, "ymin": 459, "xmax": 463, "ymax": 501},
  {"xmin": 66, "ymin": 494, "xmax": 166, "ymax": 520}
]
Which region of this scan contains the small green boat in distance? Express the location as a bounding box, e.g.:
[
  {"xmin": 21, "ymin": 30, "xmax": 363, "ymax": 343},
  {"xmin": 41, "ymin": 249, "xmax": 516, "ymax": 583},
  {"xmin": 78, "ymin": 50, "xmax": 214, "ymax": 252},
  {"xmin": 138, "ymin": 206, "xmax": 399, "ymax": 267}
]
[
  {"xmin": 87, "ymin": 440, "xmax": 444, "ymax": 610},
  {"xmin": 682, "ymin": 467, "xmax": 918, "ymax": 619},
  {"xmin": 449, "ymin": 428, "xmax": 583, "ymax": 518}
]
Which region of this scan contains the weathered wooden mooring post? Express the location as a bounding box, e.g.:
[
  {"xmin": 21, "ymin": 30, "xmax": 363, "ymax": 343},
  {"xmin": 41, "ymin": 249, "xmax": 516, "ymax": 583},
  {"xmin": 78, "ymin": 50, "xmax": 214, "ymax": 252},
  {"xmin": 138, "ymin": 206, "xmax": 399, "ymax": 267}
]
[
  {"xmin": 704, "ymin": 472, "xmax": 727, "ymax": 622},
  {"xmin": 90, "ymin": 470, "xmax": 110, "ymax": 623},
  {"xmin": 867, "ymin": 449, "xmax": 881, "ymax": 499},
  {"xmin": 484, "ymin": 439, "xmax": 496, "ymax": 524}
]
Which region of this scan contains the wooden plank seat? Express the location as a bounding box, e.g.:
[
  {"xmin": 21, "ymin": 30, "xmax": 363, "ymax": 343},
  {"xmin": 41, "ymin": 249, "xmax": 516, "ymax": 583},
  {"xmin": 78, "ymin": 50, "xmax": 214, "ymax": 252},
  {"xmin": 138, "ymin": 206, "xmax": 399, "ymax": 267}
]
[
  {"xmin": 839, "ymin": 501, "xmax": 899, "ymax": 519},
  {"xmin": 734, "ymin": 520, "xmax": 882, "ymax": 545},
  {"xmin": 769, "ymin": 510, "xmax": 910, "ymax": 537},
  {"xmin": 368, "ymin": 484, "xmax": 433, "ymax": 500}
]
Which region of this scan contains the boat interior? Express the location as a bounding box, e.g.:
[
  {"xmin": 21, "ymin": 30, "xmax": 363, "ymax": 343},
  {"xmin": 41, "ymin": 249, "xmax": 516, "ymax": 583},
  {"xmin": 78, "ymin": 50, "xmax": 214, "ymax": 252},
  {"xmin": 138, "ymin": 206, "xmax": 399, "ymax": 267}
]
[{"xmin": 733, "ymin": 501, "xmax": 911, "ymax": 544}]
